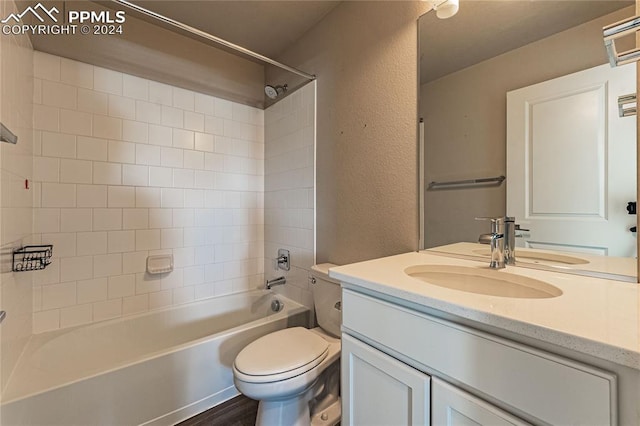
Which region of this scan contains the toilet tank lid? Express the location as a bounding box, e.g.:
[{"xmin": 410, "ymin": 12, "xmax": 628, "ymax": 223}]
[{"xmin": 311, "ymin": 263, "xmax": 339, "ymax": 278}]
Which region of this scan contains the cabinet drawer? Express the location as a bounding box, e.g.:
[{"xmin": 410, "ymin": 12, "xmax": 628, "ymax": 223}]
[{"xmin": 342, "ymin": 289, "xmax": 617, "ymax": 425}]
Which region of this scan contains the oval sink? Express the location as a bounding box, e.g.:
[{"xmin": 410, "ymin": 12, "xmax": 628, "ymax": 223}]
[
  {"xmin": 404, "ymin": 265, "xmax": 562, "ymax": 299},
  {"xmin": 471, "ymin": 248, "xmax": 589, "ymax": 265}
]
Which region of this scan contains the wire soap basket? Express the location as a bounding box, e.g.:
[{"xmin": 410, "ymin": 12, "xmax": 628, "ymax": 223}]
[{"xmin": 12, "ymin": 245, "xmax": 53, "ymax": 272}]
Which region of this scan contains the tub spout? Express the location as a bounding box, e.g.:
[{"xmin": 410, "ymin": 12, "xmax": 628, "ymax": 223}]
[{"xmin": 266, "ymin": 276, "xmax": 286, "ymax": 290}]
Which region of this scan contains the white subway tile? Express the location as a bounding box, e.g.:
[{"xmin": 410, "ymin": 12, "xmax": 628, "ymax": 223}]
[
  {"xmin": 34, "ymin": 208, "xmax": 60, "ymax": 233},
  {"xmin": 204, "ymin": 153, "xmax": 224, "ymax": 171},
  {"xmin": 148, "ymin": 81, "xmax": 172, "ymax": 106},
  {"xmin": 33, "ymin": 310, "xmax": 60, "ymax": 334},
  {"xmin": 60, "ymin": 58, "xmax": 93, "ymax": 89},
  {"xmin": 33, "ymin": 287, "xmax": 43, "ymax": 312},
  {"xmin": 123, "ymin": 294, "xmax": 148, "ymax": 316},
  {"xmin": 108, "ymin": 186, "xmax": 135, "ymax": 208},
  {"xmin": 123, "ymin": 74, "xmax": 149, "ymax": 100},
  {"xmin": 195, "ymin": 132, "xmax": 214, "ymax": 152},
  {"xmin": 161, "ymin": 268, "xmax": 183, "ymax": 290},
  {"xmin": 60, "ymin": 256, "xmax": 93, "ymax": 282},
  {"xmin": 161, "ymin": 188, "xmax": 184, "ymax": 208},
  {"xmin": 77, "ymin": 136, "xmax": 108, "ymax": 161},
  {"xmin": 122, "ymin": 164, "xmax": 148, "ymax": 186},
  {"xmin": 184, "ymin": 228, "xmax": 205, "ymax": 247},
  {"xmin": 60, "ymin": 109, "xmax": 92, "ymax": 136},
  {"xmin": 77, "ymin": 231, "xmax": 107, "ymax": 255},
  {"xmin": 93, "ymin": 162, "xmax": 122, "ymax": 185},
  {"xmin": 93, "ymin": 299, "xmax": 122, "ymax": 321},
  {"xmin": 33, "ymin": 183, "xmax": 42, "ymax": 208},
  {"xmin": 214, "ymin": 98, "xmax": 233, "ymax": 119},
  {"xmin": 184, "ymin": 189, "xmax": 204, "ymax": 208},
  {"xmin": 161, "ymin": 228, "xmax": 183, "ymax": 249},
  {"xmin": 194, "ymin": 171, "xmax": 215, "ymax": 189},
  {"xmin": 122, "ymin": 120, "xmax": 148, "ymax": 144},
  {"xmin": 195, "ymin": 283, "xmax": 214, "ymax": 300},
  {"xmin": 77, "ymin": 184, "xmax": 107, "ymax": 207},
  {"xmin": 93, "ymin": 115, "xmax": 122, "ymax": 140},
  {"xmin": 42, "ymin": 232, "xmax": 76, "ymax": 258},
  {"xmin": 77, "ymin": 88, "xmax": 108, "ymax": 115},
  {"xmin": 93, "ymin": 208, "xmax": 122, "ymax": 231},
  {"xmin": 184, "ymin": 111, "xmax": 204, "ymax": 132},
  {"xmin": 60, "ymin": 304, "xmax": 93, "ymax": 328},
  {"xmin": 34, "ymin": 79, "xmax": 43, "ymax": 105},
  {"xmin": 149, "ymin": 208, "xmax": 172, "ymax": 229},
  {"xmin": 173, "ymin": 286, "xmax": 195, "ymax": 305},
  {"xmin": 194, "ymin": 94, "xmax": 214, "ymax": 115},
  {"xmin": 34, "ymin": 105, "xmax": 59, "ymax": 132},
  {"xmin": 135, "ymin": 144, "xmax": 161, "ymax": 166},
  {"xmin": 108, "ymin": 140, "xmax": 135, "ymax": 164},
  {"xmin": 41, "ymin": 132, "xmax": 75, "ymax": 159},
  {"xmin": 173, "ymin": 87, "xmax": 194, "ymax": 111},
  {"xmin": 149, "ymin": 290, "xmax": 172, "ymax": 310},
  {"xmin": 94, "ymin": 67, "xmax": 123, "ymax": 95},
  {"xmin": 184, "ymin": 150, "xmax": 204, "ymax": 170},
  {"xmin": 205, "ymin": 115, "xmax": 224, "ymax": 135},
  {"xmin": 34, "ymin": 52, "xmax": 61, "ymax": 81},
  {"xmin": 108, "ymin": 95, "xmax": 136, "ymax": 120},
  {"xmin": 173, "ymin": 169, "xmax": 194, "ymax": 188},
  {"xmin": 172, "ymin": 129, "xmax": 194, "ymax": 150},
  {"xmin": 42, "ymin": 183, "xmax": 75, "ymax": 207},
  {"xmin": 60, "ymin": 208, "xmax": 92, "ymax": 232},
  {"xmin": 148, "ymin": 124, "xmax": 172, "ymax": 147},
  {"xmin": 41, "ymin": 80, "xmax": 77, "ymax": 110},
  {"xmin": 93, "ymin": 253, "xmax": 122, "ymax": 277},
  {"xmin": 135, "ymin": 187, "xmax": 161, "ymax": 208},
  {"xmin": 108, "ymin": 274, "xmax": 135, "ymax": 298},
  {"xmin": 172, "ymin": 209, "xmax": 194, "ymax": 228},
  {"xmin": 33, "ymin": 157, "xmax": 59, "ymax": 182},
  {"xmin": 161, "ymin": 105, "xmax": 183, "ymax": 128},
  {"xmin": 123, "ymin": 209, "xmax": 148, "ymax": 230},
  {"xmin": 60, "ymin": 159, "xmax": 92, "ymax": 184},
  {"xmin": 183, "ymin": 266, "xmax": 204, "ymax": 286},
  {"xmin": 33, "ymin": 258, "xmax": 61, "ymax": 285},
  {"xmin": 135, "ymin": 100, "xmax": 161, "ymax": 124},
  {"xmin": 136, "ymin": 273, "xmax": 162, "ymax": 297},
  {"xmin": 123, "ymin": 251, "xmax": 148, "ymax": 274},
  {"xmin": 108, "ymin": 230, "xmax": 135, "ymax": 253},
  {"xmin": 136, "ymin": 229, "xmax": 160, "ymax": 251},
  {"xmin": 160, "ymin": 147, "xmax": 183, "ymax": 168},
  {"xmin": 149, "ymin": 166, "xmax": 172, "ymax": 187},
  {"xmin": 77, "ymin": 277, "xmax": 108, "ymax": 303}
]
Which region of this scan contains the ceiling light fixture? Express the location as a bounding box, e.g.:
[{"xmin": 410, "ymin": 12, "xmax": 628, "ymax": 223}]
[{"xmin": 430, "ymin": 0, "xmax": 459, "ymax": 19}]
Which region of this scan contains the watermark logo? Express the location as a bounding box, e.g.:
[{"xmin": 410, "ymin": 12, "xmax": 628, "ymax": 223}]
[
  {"xmin": 1, "ymin": 3, "xmax": 59, "ymax": 24},
  {"xmin": 2, "ymin": 3, "xmax": 125, "ymax": 36}
]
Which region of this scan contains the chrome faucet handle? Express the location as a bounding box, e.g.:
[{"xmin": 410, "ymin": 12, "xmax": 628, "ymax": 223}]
[{"xmin": 475, "ymin": 216, "xmax": 505, "ymax": 233}]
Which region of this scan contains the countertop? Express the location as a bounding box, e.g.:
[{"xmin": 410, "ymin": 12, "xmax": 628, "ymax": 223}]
[{"xmin": 329, "ymin": 251, "xmax": 640, "ymax": 370}]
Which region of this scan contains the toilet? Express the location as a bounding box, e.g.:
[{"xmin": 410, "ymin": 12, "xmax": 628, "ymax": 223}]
[{"xmin": 233, "ymin": 264, "xmax": 342, "ymax": 426}]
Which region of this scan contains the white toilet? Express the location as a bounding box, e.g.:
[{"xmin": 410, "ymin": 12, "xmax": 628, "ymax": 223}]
[{"xmin": 233, "ymin": 264, "xmax": 342, "ymax": 426}]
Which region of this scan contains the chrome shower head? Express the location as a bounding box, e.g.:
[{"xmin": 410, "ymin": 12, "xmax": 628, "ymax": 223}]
[{"xmin": 264, "ymin": 84, "xmax": 288, "ymax": 100}]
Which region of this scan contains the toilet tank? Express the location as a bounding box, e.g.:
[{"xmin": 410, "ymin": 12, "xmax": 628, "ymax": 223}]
[{"xmin": 310, "ymin": 264, "xmax": 342, "ymax": 338}]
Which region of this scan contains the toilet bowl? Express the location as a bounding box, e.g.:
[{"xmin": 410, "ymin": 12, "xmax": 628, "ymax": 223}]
[{"xmin": 232, "ymin": 264, "xmax": 341, "ymax": 426}]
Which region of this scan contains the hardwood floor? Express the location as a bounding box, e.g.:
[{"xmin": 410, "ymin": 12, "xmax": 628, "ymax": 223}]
[{"xmin": 176, "ymin": 395, "xmax": 258, "ymax": 426}]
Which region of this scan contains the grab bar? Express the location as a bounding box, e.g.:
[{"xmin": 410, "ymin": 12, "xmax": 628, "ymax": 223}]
[
  {"xmin": 428, "ymin": 175, "xmax": 505, "ymax": 190},
  {"xmin": 604, "ymin": 15, "xmax": 640, "ymax": 67},
  {"xmin": 0, "ymin": 123, "xmax": 17, "ymax": 144},
  {"xmin": 618, "ymin": 93, "xmax": 637, "ymax": 117}
]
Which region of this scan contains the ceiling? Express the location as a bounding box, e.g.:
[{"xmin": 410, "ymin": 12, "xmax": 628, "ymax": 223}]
[{"xmin": 420, "ymin": 0, "xmax": 634, "ymax": 84}]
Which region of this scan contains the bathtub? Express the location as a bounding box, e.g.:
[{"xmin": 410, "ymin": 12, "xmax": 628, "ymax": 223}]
[{"xmin": 1, "ymin": 291, "xmax": 309, "ymax": 425}]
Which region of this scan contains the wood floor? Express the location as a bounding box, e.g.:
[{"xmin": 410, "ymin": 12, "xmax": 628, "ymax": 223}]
[{"xmin": 177, "ymin": 395, "xmax": 258, "ymax": 426}]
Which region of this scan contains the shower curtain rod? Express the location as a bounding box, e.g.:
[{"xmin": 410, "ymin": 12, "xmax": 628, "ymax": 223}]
[{"xmin": 111, "ymin": 0, "xmax": 316, "ymax": 81}]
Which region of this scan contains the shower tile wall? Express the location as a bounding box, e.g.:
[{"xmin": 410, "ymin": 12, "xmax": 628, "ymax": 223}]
[
  {"xmin": 0, "ymin": 0, "xmax": 35, "ymax": 389},
  {"xmin": 31, "ymin": 52, "xmax": 264, "ymax": 333},
  {"xmin": 264, "ymin": 82, "xmax": 315, "ymax": 309}
]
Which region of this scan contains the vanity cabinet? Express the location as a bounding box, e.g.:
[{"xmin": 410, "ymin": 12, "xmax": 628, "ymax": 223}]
[{"xmin": 341, "ymin": 288, "xmax": 617, "ymax": 426}]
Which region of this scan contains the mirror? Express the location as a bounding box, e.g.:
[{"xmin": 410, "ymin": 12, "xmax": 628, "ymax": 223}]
[{"xmin": 419, "ymin": 0, "xmax": 638, "ymax": 281}]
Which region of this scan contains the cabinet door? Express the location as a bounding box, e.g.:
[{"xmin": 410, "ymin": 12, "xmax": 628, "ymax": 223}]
[
  {"xmin": 342, "ymin": 334, "xmax": 430, "ymax": 426},
  {"xmin": 432, "ymin": 378, "xmax": 529, "ymax": 426}
]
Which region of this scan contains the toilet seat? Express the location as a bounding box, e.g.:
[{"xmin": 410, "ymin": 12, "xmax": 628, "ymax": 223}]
[{"xmin": 234, "ymin": 327, "xmax": 329, "ymax": 383}]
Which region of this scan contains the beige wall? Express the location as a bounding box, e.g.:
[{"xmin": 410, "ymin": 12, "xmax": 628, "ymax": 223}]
[
  {"xmin": 276, "ymin": 2, "xmax": 429, "ymax": 265},
  {"xmin": 421, "ymin": 6, "xmax": 634, "ymax": 248}
]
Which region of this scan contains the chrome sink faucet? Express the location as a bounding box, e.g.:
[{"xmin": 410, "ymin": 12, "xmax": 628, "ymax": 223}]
[{"xmin": 477, "ymin": 217, "xmax": 507, "ymax": 269}]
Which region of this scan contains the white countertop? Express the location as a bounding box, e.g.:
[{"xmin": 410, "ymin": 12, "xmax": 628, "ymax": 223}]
[{"xmin": 329, "ymin": 251, "xmax": 640, "ymax": 370}]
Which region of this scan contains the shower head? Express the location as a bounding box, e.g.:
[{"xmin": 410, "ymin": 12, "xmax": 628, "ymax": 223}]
[{"xmin": 264, "ymin": 84, "xmax": 288, "ymax": 100}]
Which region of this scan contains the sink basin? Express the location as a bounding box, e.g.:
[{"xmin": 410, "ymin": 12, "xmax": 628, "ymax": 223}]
[
  {"xmin": 405, "ymin": 265, "xmax": 562, "ymax": 299},
  {"xmin": 471, "ymin": 248, "xmax": 589, "ymax": 265}
]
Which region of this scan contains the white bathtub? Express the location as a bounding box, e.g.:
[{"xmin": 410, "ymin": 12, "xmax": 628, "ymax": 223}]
[{"xmin": 1, "ymin": 291, "xmax": 309, "ymax": 425}]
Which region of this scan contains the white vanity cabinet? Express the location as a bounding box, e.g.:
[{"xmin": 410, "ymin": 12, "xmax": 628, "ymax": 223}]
[{"xmin": 341, "ymin": 288, "xmax": 617, "ymax": 426}]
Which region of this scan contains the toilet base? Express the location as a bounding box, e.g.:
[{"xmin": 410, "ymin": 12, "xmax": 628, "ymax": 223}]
[
  {"xmin": 310, "ymin": 398, "xmax": 341, "ymax": 426},
  {"xmin": 256, "ymin": 396, "xmax": 311, "ymax": 426}
]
